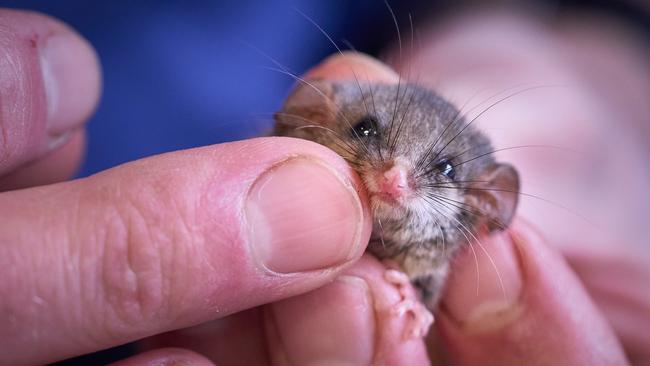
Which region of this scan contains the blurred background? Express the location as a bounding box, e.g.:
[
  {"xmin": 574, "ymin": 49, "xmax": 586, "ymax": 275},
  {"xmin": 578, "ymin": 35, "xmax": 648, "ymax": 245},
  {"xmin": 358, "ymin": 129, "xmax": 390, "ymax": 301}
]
[
  {"xmin": 0, "ymin": 0, "xmax": 648, "ymax": 364},
  {"xmin": 0, "ymin": 0, "xmax": 646, "ymax": 177}
]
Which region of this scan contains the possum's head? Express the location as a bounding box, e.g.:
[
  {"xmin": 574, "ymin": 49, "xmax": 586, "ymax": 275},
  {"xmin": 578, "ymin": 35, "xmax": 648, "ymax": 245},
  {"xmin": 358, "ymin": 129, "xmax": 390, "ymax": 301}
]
[{"xmin": 275, "ymin": 80, "xmax": 519, "ymax": 244}]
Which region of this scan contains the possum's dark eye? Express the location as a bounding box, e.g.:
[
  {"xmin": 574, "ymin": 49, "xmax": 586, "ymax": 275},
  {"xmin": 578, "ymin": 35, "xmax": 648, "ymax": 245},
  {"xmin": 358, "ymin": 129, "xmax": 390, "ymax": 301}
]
[
  {"xmin": 350, "ymin": 115, "xmax": 379, "ymax": 138},
  {"xmin": 436, "ymin": 160, "xmax": 456, "ymax": 180}
]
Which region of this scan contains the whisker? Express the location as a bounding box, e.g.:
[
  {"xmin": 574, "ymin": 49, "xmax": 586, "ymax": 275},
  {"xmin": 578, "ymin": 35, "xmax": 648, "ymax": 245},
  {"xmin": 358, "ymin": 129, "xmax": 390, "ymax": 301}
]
[
  {"xmin": 262, "ymin": 66, "xmax": 364, "ymax": 144},
  {"xmin": 425, "ymin": 191, "xmax": 509, "ymax": 232},
  {"xmin": 412, "ymin": 83, "xmax": 521, "ymax": 172},
  {"xmin": 421, "ymin": 195, "xmax": 481, "ymax": 294},
  {"xmin": 383, "ymin": 0, "xmax": 406, "ymax": 160},
  {"xmin": 376, "ymin": 216, "xmax": 387, "ymax": 250},
  {"xmin": 350, "ymin": 72, "xmax": 383, "ymax": 161},
  {"xmin": 293, "ymin": 8, "xmax": 344, "ymax": 56},
  {"xmin": 384, "ymin": 0, "xmax": 402, "ymax": 59},
  {"xmin": 408, "ymin": 12, "xmax": 414, "ymax": 55},
  {"xmin": 341, "ymin": 38, "xmax": 357, "ymax": 51},
  {"xmin": 452, "ymin": 209, "xmax": 506, "ymax": 300},
  {"xmin": 434, "ymin": 217, "xmax": 447, "ymax": 258},
  {"xmin": 274, "ymin": 112, "xmax": 359, "ymax": 155},
  {"xmin": 424, "ymin": 194, "xmax": 506, "ymax": 299},
  {"xmin": 426, "ymin": 185, "xmax": 595, "ymax": 227},
  {"xmin": 387, "ymin": 72, "xmax": 404, "ymax": 160},
  {"xmin": 389, "ymin": 84, "xmax": 415, "ymax": 156},
  {"xmin": 261, "ymin": 11, "xmax": 377, "ymax": 160},
  {"xmin": 454, "ymin": 144, "xmax": 580, "ymax": 168},
  {"xmin": 416, "ymin": 83, "xmax": 550, "ymax": 175},
  {"xmin": 274, "ymin": 125, "xmax": 365, "ymax": 170},
  {"xmin": 419, "ymin": 143, "xmax": 579, "ymax": 180},
  {"xmin": 429, "ymin": 86, "xmax": 561, "ymax": 168},
  {"xmin": 244, "ymin": 41, "xmax": 298, "ymax": 75}
]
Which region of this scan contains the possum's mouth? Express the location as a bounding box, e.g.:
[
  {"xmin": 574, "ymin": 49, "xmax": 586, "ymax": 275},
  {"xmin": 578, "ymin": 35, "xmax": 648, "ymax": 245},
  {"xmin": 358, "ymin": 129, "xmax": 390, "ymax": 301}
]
[
  {"xmin": 368, "ymin": 191, "xmax": 412, "ymax": 220},
  {"xmin": 374, "ymin": 191, "xmax": 401, "ymax": 205}
]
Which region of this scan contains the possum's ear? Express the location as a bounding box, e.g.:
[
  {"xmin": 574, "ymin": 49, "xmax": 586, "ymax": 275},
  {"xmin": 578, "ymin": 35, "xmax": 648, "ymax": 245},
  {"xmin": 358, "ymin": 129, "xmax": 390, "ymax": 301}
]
[
  {"xmin": 470, "ymin": 163, "xmax": 520, "ymax": 232},
  {"xmin": 274, "ymin": 79, "xmax": 337, "ymax": 134}
]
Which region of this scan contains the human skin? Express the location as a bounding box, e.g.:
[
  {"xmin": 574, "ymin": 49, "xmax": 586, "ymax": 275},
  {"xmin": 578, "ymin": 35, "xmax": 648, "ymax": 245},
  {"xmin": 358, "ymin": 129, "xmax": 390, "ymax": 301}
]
[{"xmin": 0, "ymin": 8, "xmax": 638, "ymax": 366}]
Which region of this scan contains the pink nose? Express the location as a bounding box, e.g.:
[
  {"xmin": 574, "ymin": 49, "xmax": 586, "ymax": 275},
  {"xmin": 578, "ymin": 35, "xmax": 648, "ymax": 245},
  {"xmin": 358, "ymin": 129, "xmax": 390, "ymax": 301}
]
[{"xmin": 378, "ymin": 164, "xmax": 410, "ymax": 201}]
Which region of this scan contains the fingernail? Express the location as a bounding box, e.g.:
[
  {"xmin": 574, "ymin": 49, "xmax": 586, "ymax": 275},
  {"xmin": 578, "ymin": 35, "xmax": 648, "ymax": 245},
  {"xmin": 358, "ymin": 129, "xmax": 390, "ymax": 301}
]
[
  {"xmin": 39, "ymin": 32, "xmax": 100, "ymax": 139},
  {"xmin": 246, "ymin": 158, "xmax": 364, "ymax": 273},
  {"xmin": 271, "ymin": 276, "xmax": 374, "ymax": 366},
  {"xmin": 442, "ymin": 231, "xmax": 523, "ymax": 332}
]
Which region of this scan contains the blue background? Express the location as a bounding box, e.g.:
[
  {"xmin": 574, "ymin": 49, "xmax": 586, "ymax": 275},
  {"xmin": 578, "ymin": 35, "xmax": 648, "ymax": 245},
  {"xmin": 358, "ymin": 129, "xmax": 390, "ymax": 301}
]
[{"xmin": 0, "ymin": 0, "xmax": 415, "ymax": 177}]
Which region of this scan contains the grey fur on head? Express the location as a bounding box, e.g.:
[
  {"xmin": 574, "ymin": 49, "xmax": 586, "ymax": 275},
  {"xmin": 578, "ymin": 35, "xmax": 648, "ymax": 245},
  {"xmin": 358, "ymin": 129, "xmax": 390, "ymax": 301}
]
[{"xmin": 275, "ymin": 80, "xmax": 519, "ymax": 308}]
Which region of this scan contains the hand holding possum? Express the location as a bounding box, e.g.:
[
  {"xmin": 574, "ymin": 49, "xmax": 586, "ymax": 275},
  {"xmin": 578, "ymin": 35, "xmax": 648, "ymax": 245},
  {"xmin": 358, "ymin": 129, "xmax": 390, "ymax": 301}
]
[
  {"xmin": 273, "ymin": 53, "xmax": 629, "ymax": 364},
  {"xmin": 0, "ymin": 9, "xmax": 630, "ymax": 364},
  {"xmin": 275, "ymin": 56, "xmax": 520, "ymax": 319}
]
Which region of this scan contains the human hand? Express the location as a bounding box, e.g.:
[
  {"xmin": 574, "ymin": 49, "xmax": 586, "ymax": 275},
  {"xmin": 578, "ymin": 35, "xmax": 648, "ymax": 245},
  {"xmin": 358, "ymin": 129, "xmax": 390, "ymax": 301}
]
[
  {"xmin": 0, "ymin": 9, "xmax": 428, "ymax": 366},
  {"xmin": 305, "ymin": 52, "xmax": 629, "ymax": 365},
  {"xmin": 0, "ymin": 8, "xmax": 635, "ymax": 366}
]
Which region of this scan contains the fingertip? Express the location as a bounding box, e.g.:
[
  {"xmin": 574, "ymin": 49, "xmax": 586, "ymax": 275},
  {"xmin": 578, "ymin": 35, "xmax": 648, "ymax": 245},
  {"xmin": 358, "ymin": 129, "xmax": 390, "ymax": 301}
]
[
  {"xmin": 0, "ymin": 9, "xmax": 100, "ymax": 174},
  {"xmin": 231, "ymin": 137, "xmax": 373, "ymax": 276},
  {"xmin": 268, "ymin": 255, "xmax": 431, "ymax": 365},
  {"xmin": 4, "ymin": 9, "xmax": 102, "ymax": 135},
  {"xmin": 268, "ymin": 275, "xmax": 375, "ymax": 366},
  {"xmin": 245, "ymin": 155, "xmax": 367, "ymax": 274},
  {"xmin": 437, "ymin": 219, "xmax": 628, "ymax": 365},
  {"xmin": 344, "ymin": 255, "xmax": 432, "ymax": 365},
  {"xmin": 441, "ymin": 228, "xmax": 523, "ymax": 333},
  {"xmin": 304, "ymin": 51, "xmax": 400, "ymax": 83}
]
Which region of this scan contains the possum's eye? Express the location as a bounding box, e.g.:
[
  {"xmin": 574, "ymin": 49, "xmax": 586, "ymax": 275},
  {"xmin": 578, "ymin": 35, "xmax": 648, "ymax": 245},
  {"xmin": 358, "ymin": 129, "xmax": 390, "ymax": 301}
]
[
  {"xmin": 350, "ymin": 115, "xmax": 379, "ymax": 138},
  {"xmin": 436, "ymin": 160, "xmax": 456, "ymax": 180}
]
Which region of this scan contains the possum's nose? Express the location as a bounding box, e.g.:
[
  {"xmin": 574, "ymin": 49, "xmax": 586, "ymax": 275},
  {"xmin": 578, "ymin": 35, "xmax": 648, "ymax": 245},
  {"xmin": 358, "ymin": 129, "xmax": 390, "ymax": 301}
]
[{"xmin": 378, "ymin": 163, "xmax": 411, "ymax": 201}]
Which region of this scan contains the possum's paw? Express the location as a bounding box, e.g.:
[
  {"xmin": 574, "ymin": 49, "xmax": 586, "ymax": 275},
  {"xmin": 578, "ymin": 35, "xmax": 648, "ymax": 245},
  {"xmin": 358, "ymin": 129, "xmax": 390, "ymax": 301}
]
[{"xmin": 384, "ymin": 269, "xmax": 435, "ymax": 339}]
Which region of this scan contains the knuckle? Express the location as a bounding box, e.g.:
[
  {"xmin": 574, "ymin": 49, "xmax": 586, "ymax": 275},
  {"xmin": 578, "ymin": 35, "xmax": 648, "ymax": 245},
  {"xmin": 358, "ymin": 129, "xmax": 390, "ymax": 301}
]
[{"xmin": 88, "ymin": 176, "xmax": 200, "ymax": 335}]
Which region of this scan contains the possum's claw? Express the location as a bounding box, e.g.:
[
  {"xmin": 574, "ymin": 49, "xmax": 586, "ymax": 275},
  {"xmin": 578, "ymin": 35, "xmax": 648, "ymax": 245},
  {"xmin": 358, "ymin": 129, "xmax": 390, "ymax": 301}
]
[{"xmin": 384, "ymin": 269, "xmax": 435, "ymax": 339}]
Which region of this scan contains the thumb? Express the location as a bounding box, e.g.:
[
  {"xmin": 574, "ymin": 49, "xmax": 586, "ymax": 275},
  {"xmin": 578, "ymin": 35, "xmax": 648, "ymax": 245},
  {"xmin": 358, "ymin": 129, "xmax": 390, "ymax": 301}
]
[
  {"xmin": 0, "ymin": 137, "xmax": 371, "ymax": 365},
  {"xmin": 437, "ymin": 220, "xmax": 628, "ymax": 366}
]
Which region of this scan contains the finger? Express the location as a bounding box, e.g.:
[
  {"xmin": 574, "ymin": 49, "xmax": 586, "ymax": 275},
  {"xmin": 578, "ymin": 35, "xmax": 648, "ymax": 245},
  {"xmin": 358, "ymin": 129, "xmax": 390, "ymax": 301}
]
[
  {"xmin": 267, "ymin": 273, "xmax": 377, "ymax": 365},
  {"xmin": 563, "ymin": 247, "xmax": 650, "ymax": 365},
  {"xmin": 109, "ymin": 348, "xmax": 215, "ymax": 366},
  {"xmin": 0, "ymin": 129, "xmax": 85, "ymax": 191},
  {"xmin": 268, "ymin": 254, "xmax": 431, "ymax": 366},
  {"xmin": 139, "ymin": 309, "xmax": 271, "ymax": 365},
  {"xmin": 140, "ymin": 255, "xmax": 431, "ymax": 366},
  {"xmin": 436, "ymin": 219, "xmax": 628, "ymax": 365},
  {"xmin": 0, "ymin": 9, "xmax": 100, "ymax": 176},
  {"xmin": 0, "ymin": 137, "xmax": 371, "ymax": 365},
  {"xmin": 136, "ymin": 54, "xmax": 415, "ymax": 365},
  {"xmin": 305, "ymin": 51, "xmax": 400, "ymax": 83}
]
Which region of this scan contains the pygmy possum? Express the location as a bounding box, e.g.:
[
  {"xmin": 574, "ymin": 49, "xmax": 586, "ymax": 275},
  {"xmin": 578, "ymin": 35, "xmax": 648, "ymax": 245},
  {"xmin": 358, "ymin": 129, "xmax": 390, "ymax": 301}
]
[{"xmin": 273, "ymin": 67, "xmax": 520, "ymax": 338}]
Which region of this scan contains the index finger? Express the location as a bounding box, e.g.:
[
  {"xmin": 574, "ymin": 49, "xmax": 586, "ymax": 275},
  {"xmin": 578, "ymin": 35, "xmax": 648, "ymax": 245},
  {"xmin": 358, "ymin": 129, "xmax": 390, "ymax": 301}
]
[{"xmin": 0, "ymin": 137, "xmax": 371, "ymax": 365}]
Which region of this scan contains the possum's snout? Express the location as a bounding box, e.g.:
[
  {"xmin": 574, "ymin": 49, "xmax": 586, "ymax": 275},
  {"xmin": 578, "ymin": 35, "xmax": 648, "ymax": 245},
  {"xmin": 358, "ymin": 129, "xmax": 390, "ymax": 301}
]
[{"xmin": 367, "ymin": 159, "xmax": 415, "ymax": 206}]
